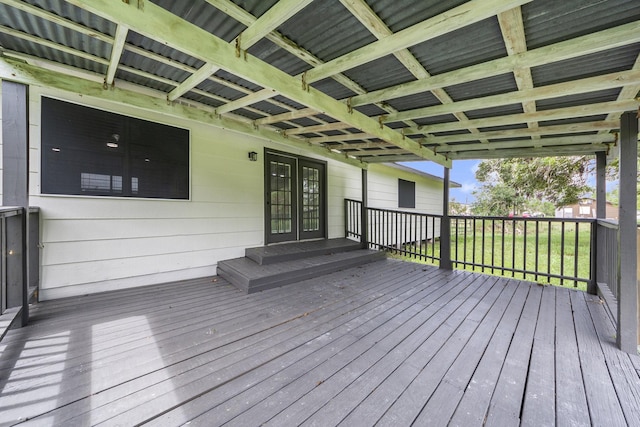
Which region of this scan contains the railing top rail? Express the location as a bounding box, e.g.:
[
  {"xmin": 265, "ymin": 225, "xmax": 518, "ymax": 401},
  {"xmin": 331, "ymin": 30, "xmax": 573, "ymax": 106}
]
[
  {"xmin": 596, "ymin": 219, "xmax": 619, "ymax": 229},
  {"xmin": 0, "ymin": 206, "xmax": 25, "ymax": 217},
  {"xmin": 450, "ymin": 214, "xmax": 596, "ymax": 224}
]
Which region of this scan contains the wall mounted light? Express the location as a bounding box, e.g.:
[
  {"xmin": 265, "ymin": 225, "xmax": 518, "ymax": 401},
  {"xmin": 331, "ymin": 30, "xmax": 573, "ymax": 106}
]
[{"xmin": 248, "ymin": 151, "xmax": 258, "ymax": 161}]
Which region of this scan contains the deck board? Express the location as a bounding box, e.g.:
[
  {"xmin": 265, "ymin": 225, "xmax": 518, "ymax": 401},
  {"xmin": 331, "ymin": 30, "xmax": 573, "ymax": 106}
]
[{"xmin": 1, "ymin": 259, "xmax": 639, "ymax": 426}]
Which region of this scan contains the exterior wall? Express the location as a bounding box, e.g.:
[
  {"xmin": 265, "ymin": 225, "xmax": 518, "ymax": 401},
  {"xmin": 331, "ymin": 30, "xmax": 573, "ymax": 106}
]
[
  {"xmin": 1, "ymin": 86, "xmax": 444, "ymax": 300},
  {"xmin": 367, "ymin": 163, "xmax": 443, "ymax": 214},
  {"xmin": 555, "ymin": 199, "xmax": 619, "ymax": 220}
]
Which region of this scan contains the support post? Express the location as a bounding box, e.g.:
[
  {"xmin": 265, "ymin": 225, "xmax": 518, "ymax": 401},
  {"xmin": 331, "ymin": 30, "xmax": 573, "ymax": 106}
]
[
  {"xmin": 596, "ymin": 151, "xmax": 607, "ymax": 218},
  {"xmin": 617, "ymin": 111, "xmax": 638, "ymax": 353},
  {"xmin": 361, "ymin": 168, "xmax": 368, "ymax": 249},
  {"xmin": 440, "ymin": 166, "xmax": 452, "ymax": 270},
  {"xmin": 2, "ymin": 81, "xmax": 30, "ymax": 326},
  {"xmin": 591, "ymin": 151, "xmax": 607, "ymax": 295}
]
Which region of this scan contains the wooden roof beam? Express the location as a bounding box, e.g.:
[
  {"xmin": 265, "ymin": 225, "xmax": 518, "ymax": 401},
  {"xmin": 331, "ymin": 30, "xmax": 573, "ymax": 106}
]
[
  {"xmin": 406, "ymin": 99, "xmax": 639, "ymax": 135},
  {"xmin": 67, "ymin": 0, "xmax": 450, "ymax": 165},
  {"xmin": 437, "ymin": 134, "xmax": 616, "ymax": 153},
  {"xmin": 498, "ymin": 7, "xmax": 538, "ymax": 131},
  {"xmin": 104, "ymin": 24, "xmax": 128, "ymax": 86},
  {"xmin": 304, "ymin": 0, "xmax": 532, "ymax": 84},
  {"xmin": 384, "ymin": 69, "xmax": 640, "ymax": 123},
  {"xmin": 351, "ymin": 21, "xmax": 640, "ymax": 107},
  {"xmin": 449, "ymin": 144, "xmax": 610, "ymax": 160},
  {"xmin": 421, "ymin": 121, "xmax": 619, "ymax": 146},
  {"xmin": 168, "ymin": 0, "xmax": 312, "ymax": 102},
  {"xmin": 340, "ymin": 0, "xmax": 488, "ymax": 146}
]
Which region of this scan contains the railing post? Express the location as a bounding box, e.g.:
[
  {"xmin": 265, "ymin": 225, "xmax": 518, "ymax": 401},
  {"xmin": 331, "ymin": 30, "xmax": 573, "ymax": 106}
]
[
  {"xmin": 361, "ymin": 168, "xmax": 368, "ymax": 249},
  {"xmin": 2, "ymin": 81, "xmax": 30, "ymax": 326},
  {"xmin": 440, "ymin": 166, "xmax": 452, "ymax": 270},
  {"xmin": 590, "ymin": 220, "xmax": 598, "ymax": 295},
  {"xmin": 617, "ymin": 111, "xmax": 638, "ymax": 353}
]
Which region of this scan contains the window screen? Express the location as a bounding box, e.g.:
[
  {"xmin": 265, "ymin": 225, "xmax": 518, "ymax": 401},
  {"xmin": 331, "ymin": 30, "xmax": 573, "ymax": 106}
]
[
  {"xmin": 41, "ymin": 97, "xmax": 189, "ymax": 199},
  {"xmin": 398, "ymin": 179, "xmax": 416, "ymax": 208}
]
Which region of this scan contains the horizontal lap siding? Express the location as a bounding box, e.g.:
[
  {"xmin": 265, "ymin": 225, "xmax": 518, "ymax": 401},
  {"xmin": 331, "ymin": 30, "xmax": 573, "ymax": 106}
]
[
  {"xmin": 367, "ymin": 164, "xmax": 443, "ymax": 214},
  {"xmin": 23, "ymin": 87, "xmax": 362, "ymax": 299}
]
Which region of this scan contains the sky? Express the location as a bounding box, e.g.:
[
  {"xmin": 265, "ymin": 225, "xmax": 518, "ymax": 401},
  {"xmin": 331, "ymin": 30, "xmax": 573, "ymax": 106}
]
[{"xmin": 400, "ymin": 160, "xmax": 482, "ymax": 205}]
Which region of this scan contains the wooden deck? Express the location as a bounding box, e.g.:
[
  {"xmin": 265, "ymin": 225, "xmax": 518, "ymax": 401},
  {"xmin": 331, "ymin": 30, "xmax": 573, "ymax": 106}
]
[{"xmin": 1, "ymin": 259, "xmax": 639, "ymax": 426}]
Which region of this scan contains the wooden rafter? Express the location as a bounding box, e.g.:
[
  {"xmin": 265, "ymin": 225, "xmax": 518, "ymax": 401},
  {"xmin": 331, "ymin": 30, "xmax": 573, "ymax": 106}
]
[
  {"xmin": 339, "ymin": 0, "xmax": 489, "ymax": 146},
  {"xmin": 104, "ymin": 24, "xmax": 128, "ymax": 86},
  {"xmin": 304, "ymin": 0, "xmax": 532, "ymax": 84},
  {"xmin": 350, "ymin": 22, "xmax": 640, "ymax": 108},
  {"xmin": 383, "ymin": 70, "xmax": 640, "ymax": 123},
  {"xmin": 168, "ymin": 0, "xmax": 313, "ymax": 102},
  {"xmin": 406, "ymin": 99, "xmax": 639, "ymax": 136},
  {"xmin": 498, "ymin": 7, "xmax": 538, "ymax": 133},
  {"xmin": 64, "ymin": 0, "xmax": 451, "ymax": 166}
]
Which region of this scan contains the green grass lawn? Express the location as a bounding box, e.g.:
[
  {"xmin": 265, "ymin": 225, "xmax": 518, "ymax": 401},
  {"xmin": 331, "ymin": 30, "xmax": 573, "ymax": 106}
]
[{"xmin": 396, "ymin": 220, "xmax": 592, "ymax": 291}]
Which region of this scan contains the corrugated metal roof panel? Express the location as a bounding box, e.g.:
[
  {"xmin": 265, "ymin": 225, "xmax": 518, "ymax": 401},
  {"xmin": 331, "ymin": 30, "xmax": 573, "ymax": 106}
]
[
  {"xmin": 412, "ymin": 114, "xmax": 459, "ymax": 127},
  {"xmin": 536, "ymin": 89, "xmax": 621, "ymax": 111},
  {"xmin": 522, "ymin": 0, "xmax": 640, "ymax": 49},
  {"xmin": 531, "ymin": 43, "xmax": 640, "ymax": 86},
  {"xmin": 465, "ymin": 104, "xmax": 524, "ymax": 120},
  {"xmin": 152, "ymin": 0, "xmax": 244, "ymax": 43},
  {"xmin": 277, "ymin": 0, "xmax": 375, "ymax": 63},
  {"xmin": 119, "ymin": 50, "xmax": 190, "ymax": 84},
  {"xmin": 446, "ymin": 73, "xmax": 518, "ymax": 102},
  {"xmin": 385, "ymin": 91, "xmax": 442, "ymax": 112},
  {"xmin": 367, "ymin": 0, "xmax": 469, "ymax": 33},
  {"xmin": 247, "ymin": 38, "xmax": 311, "ymax": 76},
  {"xmin": 311, "ymin": 78, "xmax": 358, "ymax": 99},
  {"xmin": 409, "ymin": 17, "xmax": 507, "ymax": 75},
  {"xmin": 126, "ymin": 31, "xmax": 204, "ymax": 69},
  {"xmin": 343, "ymin": 54, "xmax": 416, "ymax": 93},
  {"xmin": 539, "ymin": 115, "xmax": 609, "ymax": 127}
]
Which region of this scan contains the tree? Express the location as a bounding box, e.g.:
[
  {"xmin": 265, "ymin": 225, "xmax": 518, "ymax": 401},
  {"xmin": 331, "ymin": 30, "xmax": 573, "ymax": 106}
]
[
  {"xmin": 473, "ymin": 157, "xmax": 593, "ymax": 211},
  {"xmin": 471, "ymin": 183, "xmax": 524, "ymax": 216}
]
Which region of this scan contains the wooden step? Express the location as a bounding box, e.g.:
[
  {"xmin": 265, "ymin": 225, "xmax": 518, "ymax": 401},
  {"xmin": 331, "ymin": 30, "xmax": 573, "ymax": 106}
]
[
  {"xmin": 218, "ymin": 249, "xmax": 385, "ymax": 294},
  {"xmin": 245, "ymin": 238, "xmax": 362, "ymax": 265}
]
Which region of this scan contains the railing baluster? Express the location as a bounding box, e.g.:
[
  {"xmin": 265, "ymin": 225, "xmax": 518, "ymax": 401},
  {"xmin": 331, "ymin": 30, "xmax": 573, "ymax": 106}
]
[
  {"xmin": 534, "ymin": 221, "xmax": 540, "ymax": 282},
  {"xmin": 501, "ymin": 219, "xmax": 506, "ymax": 275},
  {"xmin": 344, "ymin": 200, "xmax": 595, "ymax": 288},
  {"xmin": 574, "ymin": 221, "xmax": 580, "ymax": 288},
  {"xmin": 511, "ymin": 219, "xmax": 516, "ymax": 278},
  {"xmin": 491, "ymin": 219, "xmax": 495, "ymax": 274},
  {"xmin": 523, "ymin": 220, "xmax": 528, "ymax": 281},
  {"xmin": 560, "ymin": 221, "xmax": 566, "ymax": 287}
]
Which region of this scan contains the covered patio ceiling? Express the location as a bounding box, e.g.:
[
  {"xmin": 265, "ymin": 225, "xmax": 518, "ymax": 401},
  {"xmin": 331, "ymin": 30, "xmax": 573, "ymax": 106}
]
[{"xmin": 0, "ymin": 0, "xmax": 639, "ymax": 167}]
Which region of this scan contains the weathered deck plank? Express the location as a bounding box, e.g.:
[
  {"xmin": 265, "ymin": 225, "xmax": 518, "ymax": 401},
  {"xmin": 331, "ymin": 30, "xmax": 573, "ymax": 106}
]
[
  {"xmin": 554, "ymin": 289, "xmax": 591, "ymax": 427},
  {"xmin": 521, "ymin": 285, "xmax": 556, "ymax": 427},
  {"xmin": 571, "ymin": 290, "xmax": 627, "ymax": 426},
  {"xmin": 1, "ymin": 259, "xmax": 639, "ymax": 427}
]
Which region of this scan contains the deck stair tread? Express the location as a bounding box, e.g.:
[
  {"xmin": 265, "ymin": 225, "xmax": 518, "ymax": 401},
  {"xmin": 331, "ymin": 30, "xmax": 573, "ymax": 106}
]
[
  {"xmin": 245, "ymin": 238, "xmax": 361, "ymax": 265},
  {"xmin": 219, "ymin": 240, "xmax": 384, "ymax": 293}
]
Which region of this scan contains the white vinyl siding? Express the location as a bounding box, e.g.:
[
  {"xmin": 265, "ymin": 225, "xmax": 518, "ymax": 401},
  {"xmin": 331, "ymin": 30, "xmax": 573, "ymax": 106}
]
[{"xmin": 18, "ymin": 87, "xmax": 439, "ymax": 300}]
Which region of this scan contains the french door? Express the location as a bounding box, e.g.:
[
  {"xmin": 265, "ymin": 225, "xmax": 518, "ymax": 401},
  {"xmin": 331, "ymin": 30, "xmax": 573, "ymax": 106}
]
[{"xmin": 265, "ymin": 151, "xmax": 326, "ymax": 244}]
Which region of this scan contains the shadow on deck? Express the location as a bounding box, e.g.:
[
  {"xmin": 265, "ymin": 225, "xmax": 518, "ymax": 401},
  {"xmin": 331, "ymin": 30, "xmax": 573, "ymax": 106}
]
[{"xmin": 1, "ymin": 259, "xmax": 639, "ymax": 426}]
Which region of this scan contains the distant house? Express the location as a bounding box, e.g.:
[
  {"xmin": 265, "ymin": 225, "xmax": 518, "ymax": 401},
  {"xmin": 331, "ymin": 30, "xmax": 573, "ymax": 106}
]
[{"xmin": 555, "ymin": 198, "xmax": 618, "ymax": 220}]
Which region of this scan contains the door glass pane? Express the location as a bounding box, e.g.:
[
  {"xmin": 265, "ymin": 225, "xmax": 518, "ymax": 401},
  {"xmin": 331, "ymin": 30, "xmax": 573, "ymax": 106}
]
[
  {"xmin": 270, "ymin": 160, "xmax": 292, "ymax": 234},
  {"xmin": 302, "ymin": 166, "xmax": 321, "ymax": 232}
]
